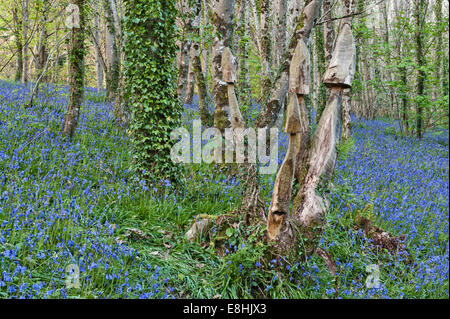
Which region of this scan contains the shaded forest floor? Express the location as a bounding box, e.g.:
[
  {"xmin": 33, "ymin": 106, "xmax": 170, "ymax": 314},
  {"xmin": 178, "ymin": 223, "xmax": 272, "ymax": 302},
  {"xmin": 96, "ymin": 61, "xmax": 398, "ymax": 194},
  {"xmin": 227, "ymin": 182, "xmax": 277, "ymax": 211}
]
[{"xmin": 0, "ymin": 80, "xmax": 448, "ymax": 298}]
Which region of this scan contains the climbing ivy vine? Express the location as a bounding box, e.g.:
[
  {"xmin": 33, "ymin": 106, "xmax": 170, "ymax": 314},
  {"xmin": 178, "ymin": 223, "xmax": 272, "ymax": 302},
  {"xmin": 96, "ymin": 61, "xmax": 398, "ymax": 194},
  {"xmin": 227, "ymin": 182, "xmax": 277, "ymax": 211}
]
[{"xmin": 123, "ymin": 0, "xmax": 182, "ymax": 183}]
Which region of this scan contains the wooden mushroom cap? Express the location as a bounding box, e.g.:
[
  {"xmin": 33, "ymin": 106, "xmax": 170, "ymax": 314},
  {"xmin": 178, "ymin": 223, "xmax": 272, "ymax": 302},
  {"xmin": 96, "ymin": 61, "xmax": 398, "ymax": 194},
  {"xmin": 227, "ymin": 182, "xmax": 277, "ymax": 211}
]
[
  {"xmin": 289, "ymin": 39, "xmax": 310, "ymax": 95},
  {"xmin": 221, "ymin": 47, "xmax": 236, "ymax": 83},
  {"xmin": 322, "ymin": 23, "xmax": 356, "ymax": 88}
]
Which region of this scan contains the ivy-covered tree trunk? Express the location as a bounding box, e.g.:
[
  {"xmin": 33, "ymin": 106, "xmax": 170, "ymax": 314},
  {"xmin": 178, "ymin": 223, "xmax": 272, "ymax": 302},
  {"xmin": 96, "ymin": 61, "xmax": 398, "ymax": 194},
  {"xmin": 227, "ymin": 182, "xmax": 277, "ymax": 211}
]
[
  {"xmin": 123, "ymin": 0, "xmax": 182, "ymax": 182},
  {"xmin": 63, "ymin": 0, "xmax": 86, "ymax": 139}
]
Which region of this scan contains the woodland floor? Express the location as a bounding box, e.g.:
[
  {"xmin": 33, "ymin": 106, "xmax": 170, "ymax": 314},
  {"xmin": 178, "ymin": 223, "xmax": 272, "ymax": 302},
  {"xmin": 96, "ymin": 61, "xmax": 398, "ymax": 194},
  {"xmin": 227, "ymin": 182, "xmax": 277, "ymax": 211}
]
[{"xmin": 0, "ymin": 80, "xmax": 448, "ymax": 298}]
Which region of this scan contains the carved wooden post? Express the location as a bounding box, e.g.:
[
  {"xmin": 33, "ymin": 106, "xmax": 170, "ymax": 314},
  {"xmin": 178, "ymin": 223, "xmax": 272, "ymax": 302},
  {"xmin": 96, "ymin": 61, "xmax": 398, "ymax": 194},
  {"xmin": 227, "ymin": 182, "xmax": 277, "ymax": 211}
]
[
  {"xmin": 269, "ymin": 17, "xmax": 356, "ymax": 257},
  {"xmin": 267, "ymin": 38, "xmax": 310, "ymax": 240},
  {"xmin": 222, "ymin": 47, "xmax": 245, "ymax": 129},
  {"xmin": 267, "ymin": 0, "xmax": 322, "ymax": 241}
]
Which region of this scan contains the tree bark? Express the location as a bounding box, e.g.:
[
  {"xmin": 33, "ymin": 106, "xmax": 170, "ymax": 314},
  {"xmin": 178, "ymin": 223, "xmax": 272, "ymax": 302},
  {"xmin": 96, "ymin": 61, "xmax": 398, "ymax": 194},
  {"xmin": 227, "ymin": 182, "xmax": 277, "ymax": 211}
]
[
  {"xmin": 36, "ymin": 0, "xmax": 49, "ymax": 83},
  {"xmin": 414, "ymin": 0, "xmax": 426, "ymax": 139},
  {"xmin": 212, "ymin": 0, "xmax": 235, "ymax": 131},
  {"xmin": 104, "ymin": 0, "xmax": 120, "ymax": 102},
  {"xmin": 12, "ymin": 7, "xmax": 23, "ymax": 83},
  {"xmin": 260, "ymin": 0, "xmax": 272, "ymax": 97},
  {"xmin": 274, "ymin": 0, "xmax": 287, "ymax": 69},
  {"xmin": 21, "ymin": 0, "xmax": 29, "ymax": 85},
  {"xmin": 270, "ymin": 14, "xmax": 356, "ymax": 258},
  {"xmin": 95, "ymin": 0, "xmax": 104, "ymax": 91},
  {"xmin": 63, "ymin": 0, "xmax": 86, "ymax": 139},
  {"xmin": 341, "ymin": 0, "xmax": 355, "ymax": 140}
]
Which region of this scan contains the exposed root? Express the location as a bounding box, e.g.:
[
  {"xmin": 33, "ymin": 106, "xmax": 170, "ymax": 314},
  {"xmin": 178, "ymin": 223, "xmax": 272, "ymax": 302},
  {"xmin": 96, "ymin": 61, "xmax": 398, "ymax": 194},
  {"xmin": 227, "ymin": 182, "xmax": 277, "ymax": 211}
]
[
  {"xmin": 354, "ymin": 215, "xmax": 413, "ymax": 264},
  {"xmin": 316, "ymin": 248, "xmax": 337, "ymax": 276}
]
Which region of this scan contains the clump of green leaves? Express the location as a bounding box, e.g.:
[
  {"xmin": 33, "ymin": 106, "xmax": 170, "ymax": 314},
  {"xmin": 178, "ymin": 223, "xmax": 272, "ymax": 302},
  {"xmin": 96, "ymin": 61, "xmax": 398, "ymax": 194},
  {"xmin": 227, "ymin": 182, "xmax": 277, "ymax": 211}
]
[{"xmin": 337, "ymin": 136, "xmax": 356, "ymax": 160}]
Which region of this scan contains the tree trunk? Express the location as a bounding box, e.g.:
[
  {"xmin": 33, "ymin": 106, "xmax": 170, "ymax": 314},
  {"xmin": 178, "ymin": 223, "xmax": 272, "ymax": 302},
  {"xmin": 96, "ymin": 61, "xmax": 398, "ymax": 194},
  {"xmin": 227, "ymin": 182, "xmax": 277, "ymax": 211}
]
[
  {"xmin": 255, "ymin": 0, "xmax": 322, "ymax": 130},
  {"xmin": 63, "ymin": 0, "xmax": 86, "ymax": 139},
  {"xmin": 414, "ymin": 0, "xmax": 426, "ymax": 139},
  {"xmin": 260, "ymin": 0, "xmax": 272, "ymax": 97},
  {"xmin": 267, "ymin": 0, "xmax": 323, "ymax": 242},
  {"xmin": 235, "ymin": 0, "xmax": 251, "ymax": 111},
  {"xmin": 95, "ymin": 0, "xmax": 104, "ymax": 92},
  {"xmin": 184, "ymin": 45, "xmax": 196, "ymax": 105},
  {"xmin": 21, "ymin": 0, "xmax": 29, "ymax": 85},
  {"xmin": 341, "ymin": 0, "xmax": 355, "ymax": 140},
  {"xmin": 35, "ymin": 0, "xmax": 49, "ymax": 84},
  {"xmin": 212, "ymin": 0, "xmax": 235, "ymax": 132},
  {"xmin": 189, "ymin": 0, "xmax": 211, "ymax": 126},
  {"xmin": 274, "ymin": 0, "xmax": 287, "ymax": 69},
  {"xmin": 12, "ymin": 7, "xmax": 23, "ymax": 83},
  {"xmin": 269, "ymin": 9, "xmax": 356, "ymax": 258},
  {"xmin": 104, "ymin": 0, "xmax": 120, "ymax": 102}
]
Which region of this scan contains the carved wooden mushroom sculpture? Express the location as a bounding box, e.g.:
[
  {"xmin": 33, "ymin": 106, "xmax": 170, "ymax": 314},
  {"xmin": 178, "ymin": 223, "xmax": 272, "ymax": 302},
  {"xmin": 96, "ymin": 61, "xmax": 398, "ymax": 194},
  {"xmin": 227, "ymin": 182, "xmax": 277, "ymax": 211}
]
[
  {"xmin": 222, "ymin": 47, "xmax": 245, "ymax": 129},
  {"xmin": 266, "ymin": 0, "xmax": 323, "ymax": 242},
  {"xmin": 267, "ymin": 37, "xmax": 311, "ymax": 241},
  {"xmin": 268, "ymin": 19, "xmax": 356, "ymax": 258}
]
